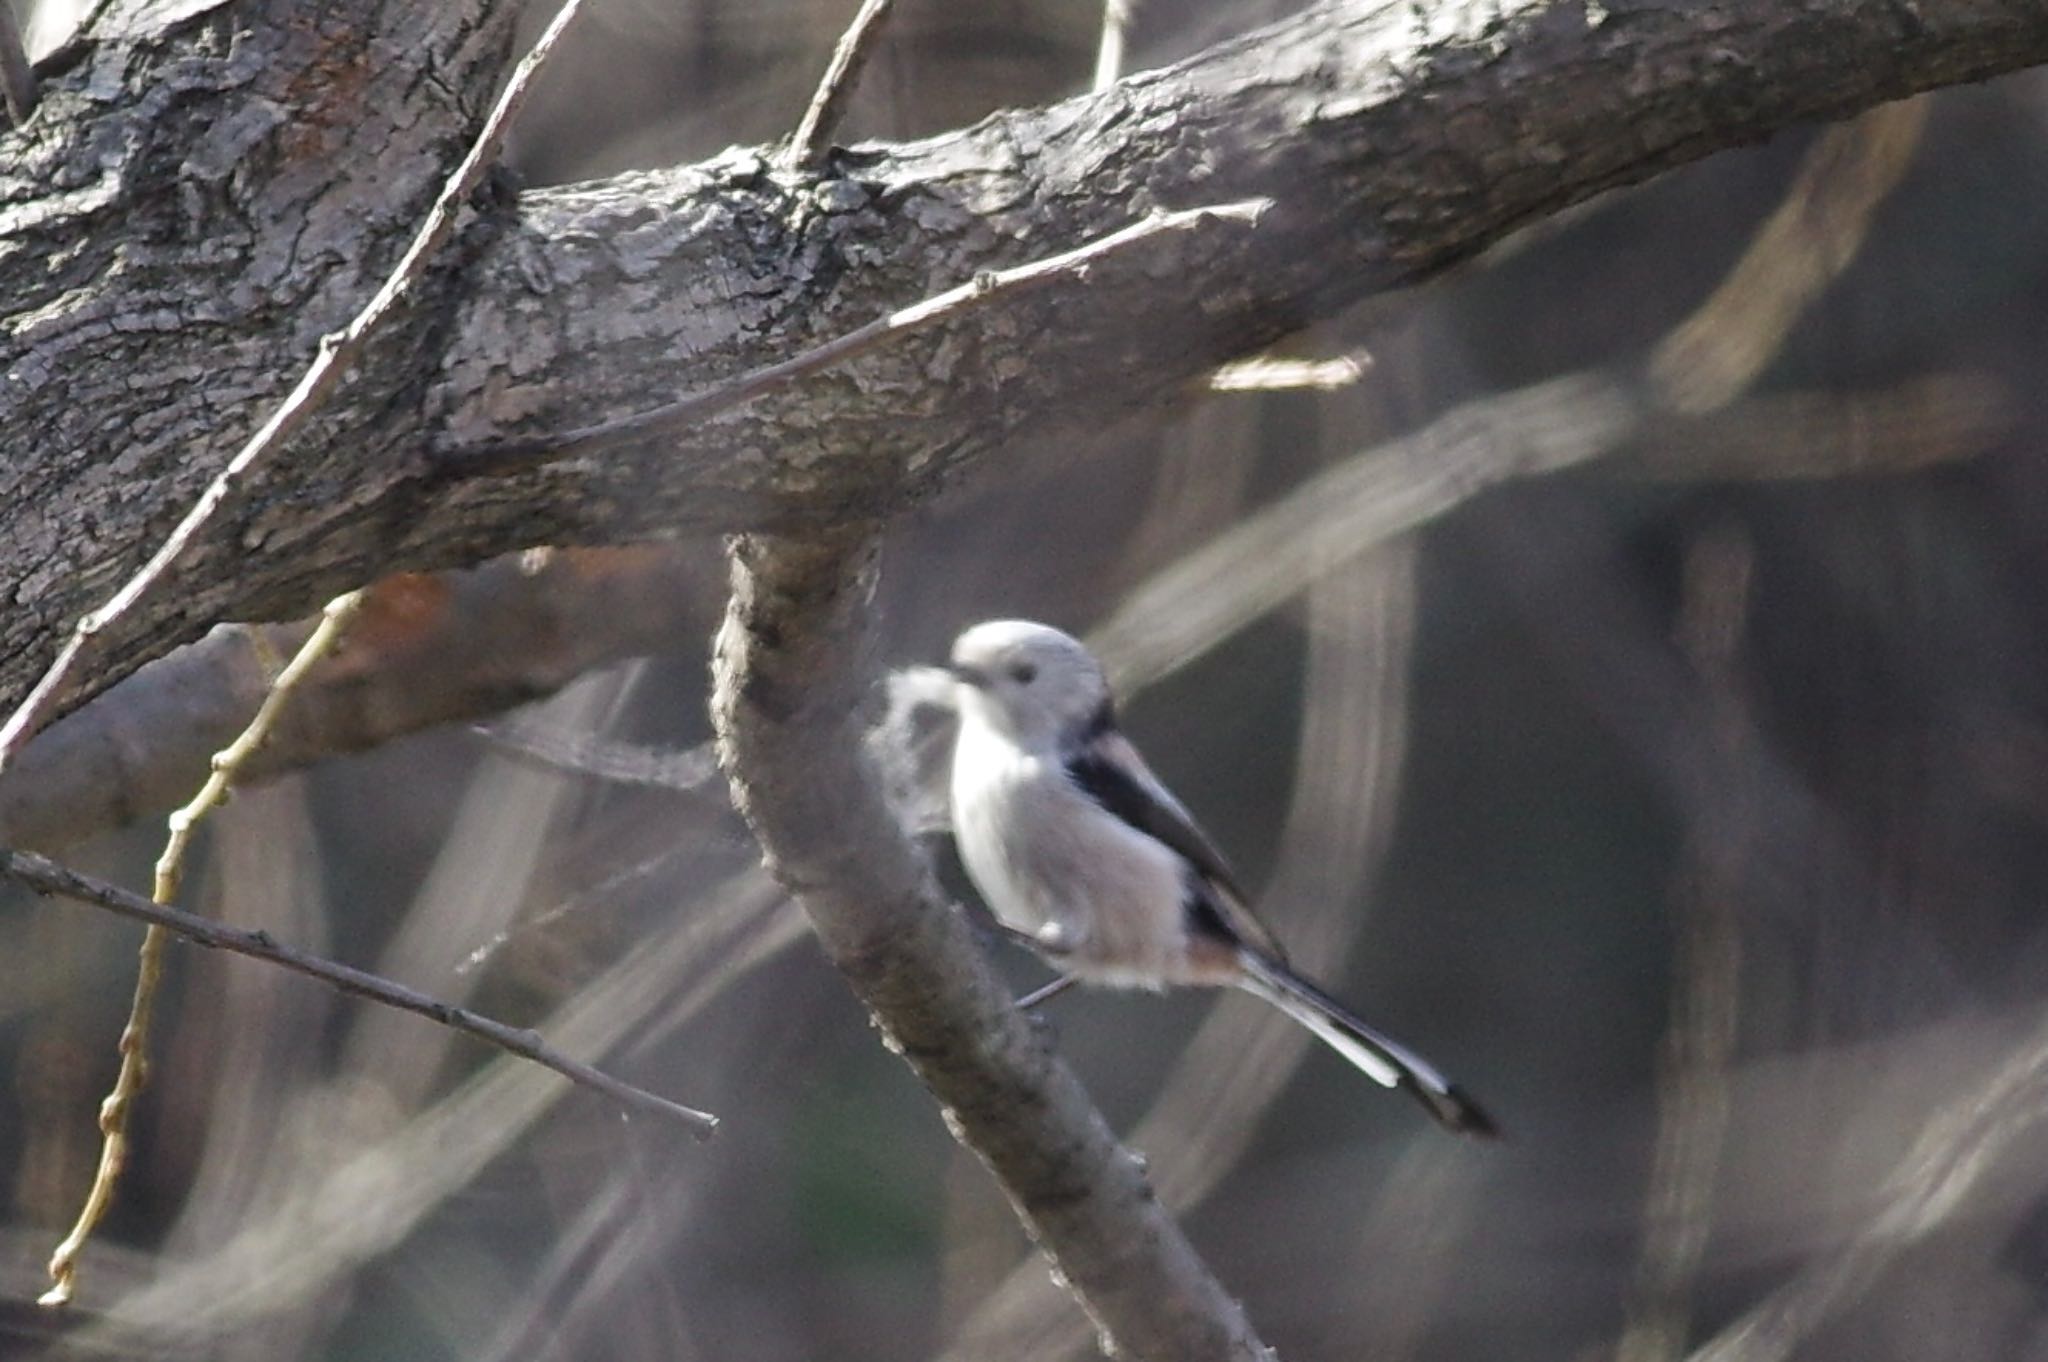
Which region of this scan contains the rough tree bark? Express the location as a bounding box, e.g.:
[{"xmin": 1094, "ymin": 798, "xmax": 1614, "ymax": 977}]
[{"xmin": 4, "ymin": 0, "xmax": 2045, "ymax": 727}]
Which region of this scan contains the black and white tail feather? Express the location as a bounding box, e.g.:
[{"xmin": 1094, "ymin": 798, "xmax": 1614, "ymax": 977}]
[{"xmin": 1235, "ymin": 950, "xmax": 1497, "ymax": 1138}]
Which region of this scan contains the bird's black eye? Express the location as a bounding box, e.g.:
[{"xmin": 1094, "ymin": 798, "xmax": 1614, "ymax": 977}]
[{"xmin": 1009, "ymin": 661, "xmax": 1037, "ymax": 685}]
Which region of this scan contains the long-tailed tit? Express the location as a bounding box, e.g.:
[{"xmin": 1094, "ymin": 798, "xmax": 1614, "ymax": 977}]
[{"xmin": 946, "ymin": 619, "xmax": 1495, "ymax": 1137}]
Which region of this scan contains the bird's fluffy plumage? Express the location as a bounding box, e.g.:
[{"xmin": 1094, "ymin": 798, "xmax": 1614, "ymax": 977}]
[{"xmin": 945, "ymin": 619, "xmax": 1496, "ymax": 1137}]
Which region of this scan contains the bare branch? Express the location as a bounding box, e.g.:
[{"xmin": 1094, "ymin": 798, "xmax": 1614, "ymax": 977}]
[
  {"xmin": 476, "ymin": 724, "xmax": 720, "ymax": 792},
  {"xmin": 436, "ymin": 199, "xmax": 1272, "ymax": 479},
  {"xmin": 1615, "ymin": 530, "xmax": 1754, "ymax": 1362},
  {"xmin": 0, "ymin": 0, "xmax": 601, "ymax": 774},
  {"xmin": 1093, "ymin": 369, "xmax": 2009, "ymax": 695},
  {"xmin": 712, "ymin": 529, "xmax": 1272, "ymax": 1361},
  {"xmin": 786, "ymin": 0, "xmax": 900, "ymax": 171},
  {"xmin": 1685, "ymin": 1014, "xmax": 2048, "ymax": 1362},
  {"xmin": 0, "ymin": 849, "xmax": 720, "ymax": 1138},
  {"xmin": 62, "ymin": 872, "xmax": 789, "ymax": 1353}
]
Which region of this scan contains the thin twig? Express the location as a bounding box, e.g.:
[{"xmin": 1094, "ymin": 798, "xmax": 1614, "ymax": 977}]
[
  {"xmin": 437, "ymin": 198, "xmax": 1272, "ymax": 479},
  {"xmin": 27, "ymin": 589, "xmax": 712, "ymax": 1306},
  {"xmin": 39, "ymin": 592, "xmax": 373, "ymax": 1305},
  {"xmin": 59, "ymin": 877, "xmax": 784, "ymax": 1353},
  {"xmin": 785, "ymin": 0, "xmax": 899, "ymax": 170},
  {"xmin": 0, "ymin": 0, "xmax": 598, "ymax": 777},
  {"xmin": 166, "ymin": 592, "xmax": 365, "ymax": 899},
  {"xmin": 0, "ymin": 848, "xmax": 719, "ymax": 1135},
  {"xmin": 1093, "ymin": 0, "xmax": 1136, "ymax": 91},
  {"xmin": 0, "ymin": 1, "xmax": 36, "ymax": 126}
]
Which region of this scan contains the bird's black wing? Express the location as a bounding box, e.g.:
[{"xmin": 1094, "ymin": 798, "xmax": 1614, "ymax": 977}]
[{"xmin": 1064, "ymin": 730, "xmax": 1284, "ymax": 958}]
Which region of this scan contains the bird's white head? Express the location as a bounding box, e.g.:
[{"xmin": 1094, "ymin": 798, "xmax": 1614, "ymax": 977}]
[{"xmin": 947, "ymin": 619, "xmax": 1112, "ymax": 751}]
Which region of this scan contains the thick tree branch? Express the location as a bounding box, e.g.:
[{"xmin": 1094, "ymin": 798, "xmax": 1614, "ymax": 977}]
[
  {"xmin": 3, "ymin": 0, "xmax": 2043, "ymax": 729},
  {"xmin": 711, "ymin": 529, "xmax": 1270, "ymax": 1361},
  {"xmin": 1, "ymin": 362, "xmax": 1996, "ymax": 856},
  {"xmin": 0, "ymin": 0, "xmax": 596, "ymax": 770}
]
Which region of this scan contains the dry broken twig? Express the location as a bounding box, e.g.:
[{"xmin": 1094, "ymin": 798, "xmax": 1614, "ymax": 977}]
[
  {"xmin": 786, "ymin": 0, "xmax": 900, "ymax": 170},
  {"xmin": 0, "ymin": 1, "xmax": 35, "ymax": 126},
  {"xmin": 0, "ymin": 849, "xmax": 719, "ymax": 1137}
]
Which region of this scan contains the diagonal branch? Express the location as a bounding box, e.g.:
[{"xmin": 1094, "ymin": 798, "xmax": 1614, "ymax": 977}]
[
  {"xmin": 0, "ymin": 546, "xmax": 721, "ymax": 853},
  {"xmin": 711, "ymin": 528, "xmax": 1271, "ymax": 1361},
  {"xmin": 0, "ymin": 848, "xmax": 719, "ymax": 1137},
  {"xmin": 39, "ymin": 589, "xmax": 378, "ymax": 1307}
]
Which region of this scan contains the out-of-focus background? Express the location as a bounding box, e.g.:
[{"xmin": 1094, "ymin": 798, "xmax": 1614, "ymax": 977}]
[{"xmin": 7, "ymin": 1, "xmax": 2048, "ymax": 1359}]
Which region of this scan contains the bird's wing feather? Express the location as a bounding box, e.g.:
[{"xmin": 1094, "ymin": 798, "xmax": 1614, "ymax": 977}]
[{"xmin": 1063, "ymin": 731, "xmax": 1284, "ymax": 958}]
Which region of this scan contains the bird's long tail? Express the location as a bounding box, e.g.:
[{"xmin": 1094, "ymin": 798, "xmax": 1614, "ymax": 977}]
[{"xmin": 1234, "ymin": 951, "xmax": 1497, "ymax": 1138}]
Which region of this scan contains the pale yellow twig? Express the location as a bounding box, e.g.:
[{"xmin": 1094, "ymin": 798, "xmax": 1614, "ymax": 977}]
[
  {"xmin": 41, "ymin": 591, "xmax": 368, "ymax": 1306},
  {"xmin": 1649, "ymin": 99, "xmax": 1927, "ymax": 413}
]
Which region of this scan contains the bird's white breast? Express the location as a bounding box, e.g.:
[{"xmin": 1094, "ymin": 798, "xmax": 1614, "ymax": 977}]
[{"xmin": 950, "ymin": 717, "xmax": 1192, "ymax": 988}]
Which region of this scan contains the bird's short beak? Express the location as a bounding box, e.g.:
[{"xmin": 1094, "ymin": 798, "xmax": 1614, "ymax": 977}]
[{"xmin": 945, "ymin": 661, "xmax": 990, "ymax": 689}]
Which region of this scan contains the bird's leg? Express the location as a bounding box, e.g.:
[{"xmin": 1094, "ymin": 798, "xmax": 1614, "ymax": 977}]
[
  {"xmin": 1014, "ymin": 973, "xmax": 1078, "ymax": 1010},
  {"xmin": 986, "ymin": 920, "xmax": 1083, "ymax": 1010}
]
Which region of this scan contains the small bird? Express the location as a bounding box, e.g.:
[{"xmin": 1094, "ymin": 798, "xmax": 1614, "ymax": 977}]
[{"xmin": 945, "ymin": 619, "xmax": 1495, "ymax": 1137}]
